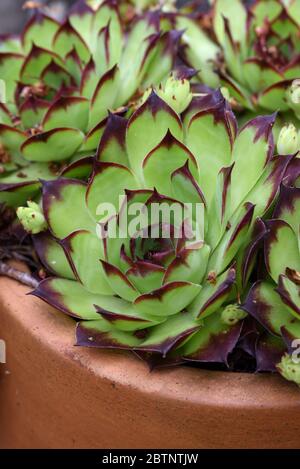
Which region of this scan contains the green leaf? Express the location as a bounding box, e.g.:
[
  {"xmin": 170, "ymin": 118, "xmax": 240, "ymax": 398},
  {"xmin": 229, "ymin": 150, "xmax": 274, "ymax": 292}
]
[
  {"xmin": 42, "ymin": 97, "xmax": 89, "ymax": 132},
  {"xmin": 176, "ymin": 16, "xmax": 220, "ymax": 88},
  {"xmin": 22, "ymin": 128, "xmax": 85, "ymax": 162},
  {"xmin": 42, "ymin": 179, "xmax": 95, "ymax": 238},
  {"xmin": 264, "ymin": 220, "xmax": 300, "ymax": 282},
  {"xmin": 127, "ymin": 261, "xmax": 165, "ymax": 294},
  {"xmin": 32, "ymin": 277, "xmax": 109, "ymax": 320},
  {"xmin": 101, "ymin": 260, "xmax": 139, "ymax": 302},
  {"xmin": 62, "ymin": 230, "xmax": 113, "ymax": 295},
  {"xmin": 243, "ymin": 281, "xmax": 295, "ymax": 336},
  {"xmin": 86, "ymin": 161, "xmax": 138, "ymax": 219},
  {"xmin": 20, "ymin": 97, "xmax": 50, "ymax": 129},
  {"xmin": 243, "ymin": 60, "xmax": 284, "ymax": 94},
  {"xmin": 231, "ymin": 114, "xmax": 275, "ymax": 214},
  {"xmin": 76, "ymin": 319, "xmax": 143, "ymax": 349},
  {"xmin": 163, "ymin": 242, "xmax": 210, "ymax": 285},
  {"xmin": 33, "ymin": 232, "xmax": 75, "ymax": 279},
  {"xmin": 143, "ymin": 131, "xmax": 198, "ymax": 197},
  {"xmin": 97, "ymin": 113, "xmax": 129, "ymax": 166},
  {"xmin": 22, "ymin": 13, "xmax": 60, "ymax": 53},
  {"xmin": 188, "ymin": 267, "xmax": 236, "ymax": 319},
  {"xmin": 20, "ymin": 44, "xmax": 63, "ymax": 85},
  {"xmin": 136, "ymin": 312, "xmax": 200, "ymax": 356},
  {"xmin": 181, "ymin": 311, "xmax": 241, "ymax": 363},
  {"xmin": 185, "ymin": 101, "xmax": 234, "ymax": 207},
  {"xmin": 134, "ymin": 281, "xmax": 201, "ymax": 317},
  {"xmin": 52, "ymin": 20, "xmax": 90, "ymax": 63},
  {"xmin": 88, "ymin": 65, "xmax": 120, "ymax": 130},
  {"xmin": 208, "ymin": 203, "xmax": 254, "ymax": 275},
  {"xmin": 257, "ymin": 81, "xmax": 290, "ymax": 112},
  {"xmin": 126, "ymin": 91, "xmax": 183, "ymax": 183}
]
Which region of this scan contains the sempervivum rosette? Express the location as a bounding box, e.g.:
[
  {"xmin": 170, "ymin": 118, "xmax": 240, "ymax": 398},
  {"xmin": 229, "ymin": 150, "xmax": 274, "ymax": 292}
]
[
  {"xmin": 18, "ymin": 88, "xmax": 293, "ymax": 366},
  {"xmin": 177, "ymin": 0, "xmax": 300, "ymax": 126},
  {"xmin": 243, "ymin": 160, "xmax": 300, "ymax": 386},
  {"xmin": 0, "ymin": 0, "xmax": 180, "ymax": 208}
]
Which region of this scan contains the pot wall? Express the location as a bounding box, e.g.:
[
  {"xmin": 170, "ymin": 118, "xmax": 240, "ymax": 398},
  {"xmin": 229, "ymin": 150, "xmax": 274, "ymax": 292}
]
[{"xmin": 0, "ymin": 276, "xmax": 300, "ymax": 449}]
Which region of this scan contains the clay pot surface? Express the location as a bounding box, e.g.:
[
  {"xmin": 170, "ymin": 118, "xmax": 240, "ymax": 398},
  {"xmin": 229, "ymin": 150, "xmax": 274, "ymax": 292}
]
[{"xmin": 0, "ymin": 275, "xmax": 300, "ymax": 449}]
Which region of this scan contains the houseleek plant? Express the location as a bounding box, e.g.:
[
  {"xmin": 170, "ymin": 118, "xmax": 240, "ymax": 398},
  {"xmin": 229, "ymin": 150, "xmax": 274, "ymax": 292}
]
[
  {"xmin": 177, "ymin": 0, "xmax": 300, "ymax": 145},
  {"xmin": 17, "ymin": 86, "xmax": 293, "ymax": 367},
  {"xmin": 0, "ymin": 0, "xmax": 179, "ymax": 208}
]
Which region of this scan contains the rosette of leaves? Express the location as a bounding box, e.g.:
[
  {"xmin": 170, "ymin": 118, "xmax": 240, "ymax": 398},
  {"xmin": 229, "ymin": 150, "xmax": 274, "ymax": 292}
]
[
  {"xmin": 0, "ymin": 0, "xmax": 180, "ymax": 208},
  {"xmin": 21, "ymin": 89, "xmax": 291, "ymax": 366},
  {"xmin": 243, "ymin": 163, "xmax": 300, "ymax": 386},
  {"xmin": 177, "ymin": 0, "xmax": 300, "ymax": 120}
]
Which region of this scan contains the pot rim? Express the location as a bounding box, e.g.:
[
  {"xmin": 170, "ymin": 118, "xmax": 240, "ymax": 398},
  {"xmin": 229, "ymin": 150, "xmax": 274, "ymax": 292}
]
[{"xmin": 1, "ymin": 275, "xmax": 299, "ymax": 410}]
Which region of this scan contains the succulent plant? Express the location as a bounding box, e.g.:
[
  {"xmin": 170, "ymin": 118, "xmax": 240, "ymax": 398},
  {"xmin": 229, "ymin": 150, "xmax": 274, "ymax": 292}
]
[
  {"xmin": 0, "ymin": 0, "xmax": 180, "ymax": 208},
  {"xmin": 17, "ymin": 88, "xmax": 291, "ymax": 366},
  {"xmin": 177, "ymin": 0, "xmax": 300, "ymax": 127},
  {"xmin": 243, "ymin": 162, "xmax": 300, "ymax": 386}
]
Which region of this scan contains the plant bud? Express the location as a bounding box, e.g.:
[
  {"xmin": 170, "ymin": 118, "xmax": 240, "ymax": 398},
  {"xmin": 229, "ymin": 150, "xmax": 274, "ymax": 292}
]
[
  {"xmin": 286, "ymin": 79, "xmax": 300, "ymax": 119},
  {"xmin": 277, "ymin": 354, "xmax": 300, "ymax": 387},
  {"xmin": 221, "ymin": 304, "xmax": 247, "ymax": 326},
  {"xmin": 157, "ymin": 75, "xmax": 192, "ymax": 114},
  {"xmin": 277, "ymin": 123, "xmax": 299, "ymax": 155},
  {"xmin": 17, "ymin": 201, "xmax": 47, "ymax": 234}
]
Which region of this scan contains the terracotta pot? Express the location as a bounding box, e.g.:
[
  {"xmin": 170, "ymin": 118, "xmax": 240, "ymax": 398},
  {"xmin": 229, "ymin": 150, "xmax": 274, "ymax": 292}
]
[{"xmin": 0, "ymin": 275, "xmax": 300, "ymax": 449}]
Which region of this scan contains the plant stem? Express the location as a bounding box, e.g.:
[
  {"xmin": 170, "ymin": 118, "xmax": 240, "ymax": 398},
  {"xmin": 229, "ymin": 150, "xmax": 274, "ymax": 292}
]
[{"xmin": 0, "ymin": 261, "xmax": 39, "ymax": 289}]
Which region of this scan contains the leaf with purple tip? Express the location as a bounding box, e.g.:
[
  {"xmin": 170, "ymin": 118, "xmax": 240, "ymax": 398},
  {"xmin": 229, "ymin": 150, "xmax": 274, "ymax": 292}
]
[
  {"xmin": 143, "ymin": 132, "xmax": 198, "ymax": 197},
  {"xmin": 42, "ymin": 97, "xmax": 89, "ymax": 132},
  {"xmin": 42, "ymin": 178, "xmax": 95, "ymax": 238},
  {"xmin": 188, "ymin": 266, "xmax": 236, "ymax": 319},
  {"xmin": 22, "ymin": 128, "xmax": 85, "ymax": 162},
  {"xmin": 134, "ymin": 281, "xmax": 201, "ymax": 318}
]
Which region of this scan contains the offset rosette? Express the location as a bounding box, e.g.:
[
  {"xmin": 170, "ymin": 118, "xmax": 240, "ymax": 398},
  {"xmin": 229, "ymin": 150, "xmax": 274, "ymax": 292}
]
[
  {"xmin": 0, "ymin": 0, "xmax": 180, "ymax": 207},
  {"xmin": 178, "ymin": 0, "xmax": 300, "ymax": 134},
  {"xmin": 244, "ymin": 176, "xmax": 300, "ymax": 386},
  {"xmin": 19, "ymin": 90, "xmax": 290, "ymax": 365}
]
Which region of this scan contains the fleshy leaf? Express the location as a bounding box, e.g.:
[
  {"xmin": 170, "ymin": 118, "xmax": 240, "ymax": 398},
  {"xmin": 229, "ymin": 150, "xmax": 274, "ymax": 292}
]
[
  {"xmin": 188, "ymin": 267, "xmax": 236, "ymax": 319},
  {"xmin": 88, "ymin": 65, "xmax": 120, "ymax": 130},
  {"xmin": 135, "ymin": 312, "xmax": 200, "ymax": 357},
  {"xmin": 33, "ymin": 232, "xmax": 75, "ymax": 279},
  {"xmin": 52, "ymin": 20, "xmax": 90, "ymax": 63},
  {"xmin": 163, "ymin": 242, "xmax": 210, "ymax": 285},
  {"xmin": 264, "ymin": 219, "xmax": 300, "ymax": 282},
  {"xmin": 243, "ymin": 281, "xmax": 295, "ymax": 336},
  {"xmin": 126, "ymin": 91, "xmax": 183, "ymax": 183},
  {"xmin": 42, "ymin": 178, "xmax": 95, "ymax": 238},
  {"xmin": 134, "ymin": 281, "xmax": 201, "ymax": 317},
  {"xmin": 97, "ymin": 113, "xmax": 128, "ymax": 166},
  {"xmin": 22, "ymin": 12, "xmax": 60, "ymax": 53},
  {"xmin": 101, "ymin": 260, "xmax": 139, "ymax": 302},
  {"xmin": 231, "ymin": 114, "xmax": 275, "ymax": 213},
  {"xmin": 86, "ymin": 161, "xmax": 138, "ymax": 219},
  {"xmin": 20, "ymin": 44, "xmax": 63, "ymax": 85},
  {"xmin": 185, "ymin": 98, "xmax": 235, "ymax": 207},
  {"xmin": 127, "ymin": 261, "xmax": 165, "ymax": 294},
  {"xmin": 21, "ymin": 128, "xmax": 85, "ymax": 162},
  {"xmin": 42, "ymin": 97, "xmax": 89, "ymax": 132},
  {"xmin": 143, "ymin": 131, "xmax": 198, "ymax": 197},
  {"xmin": 31, "ymin": 277, "xmax": 106, "ymax": 320},
  {"xmin": 61, "ymin": 230, "xmax": 113, "ymax": 295},
  {"xmin": 182, "ymin": 311, "xmax": 242, "ymax": 364},
  {"xmin": 20, "ymin": 97, "xmax": 50, "ymax": 129}
]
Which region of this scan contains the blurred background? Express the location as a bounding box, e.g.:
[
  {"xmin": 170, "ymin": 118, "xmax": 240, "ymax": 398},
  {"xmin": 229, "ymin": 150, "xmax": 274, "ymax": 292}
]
[
  {"xmin": 0, "ymin": 0, "xmax": 254, "ymax": 35},
  {"xmin": 0, "ymin": 1, "xmax": 73, "ymax": 34}
]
